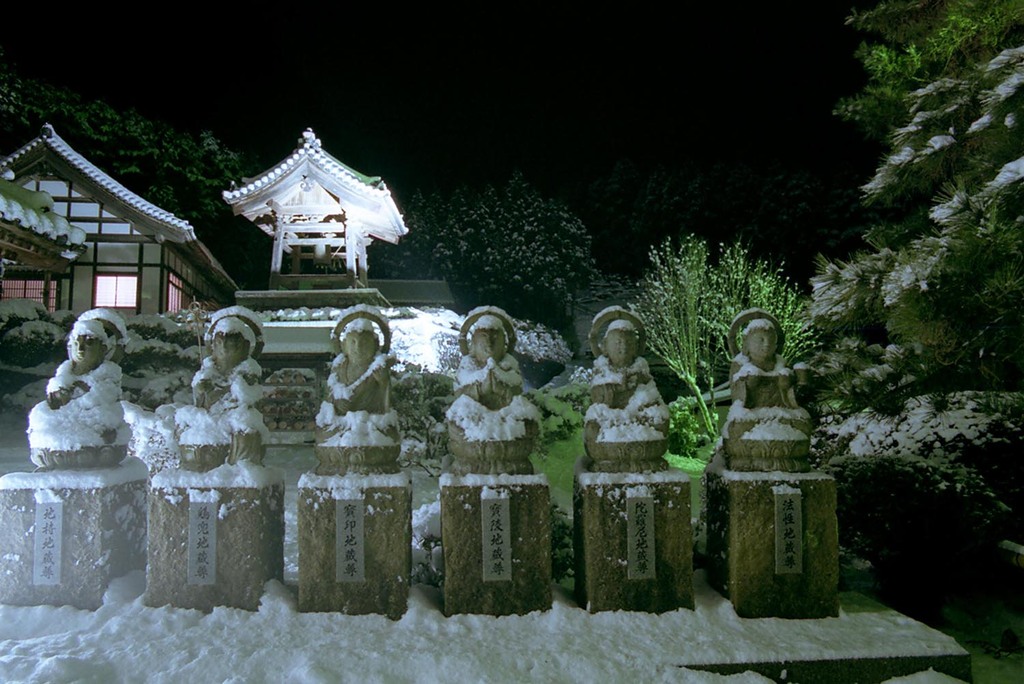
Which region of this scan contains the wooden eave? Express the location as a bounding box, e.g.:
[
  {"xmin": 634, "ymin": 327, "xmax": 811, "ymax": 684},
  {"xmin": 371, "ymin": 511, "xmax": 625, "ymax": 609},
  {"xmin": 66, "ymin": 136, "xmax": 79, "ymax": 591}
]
[{"xmin": 0, "ymin": 220, "xmax": 83, "ymax": 272}]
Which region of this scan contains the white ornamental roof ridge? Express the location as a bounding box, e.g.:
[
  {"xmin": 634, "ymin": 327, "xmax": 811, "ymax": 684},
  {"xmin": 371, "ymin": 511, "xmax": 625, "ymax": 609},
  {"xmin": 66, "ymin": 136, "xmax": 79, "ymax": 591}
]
[
  {"xmin": 0, "ymin": 124, "xmax": 196, "ymax": 240},
  {"xmin": 222, "ymin": 128, "xmax": 391, "ymax": 203}
]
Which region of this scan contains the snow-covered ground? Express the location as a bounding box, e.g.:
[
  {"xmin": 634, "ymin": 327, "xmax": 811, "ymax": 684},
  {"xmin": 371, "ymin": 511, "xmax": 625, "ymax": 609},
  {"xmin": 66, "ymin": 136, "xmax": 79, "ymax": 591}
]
[{"xmin": 0, "ymin": 410, "xmax": 974, "ymax": 683}]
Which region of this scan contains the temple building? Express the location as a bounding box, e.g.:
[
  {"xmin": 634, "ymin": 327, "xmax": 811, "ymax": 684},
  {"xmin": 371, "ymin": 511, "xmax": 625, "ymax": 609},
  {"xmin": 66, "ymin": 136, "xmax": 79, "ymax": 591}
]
[
  {"xmin": 0, "ymin": 172, "xmax": 87, "ymax": 291},
  {"xmin": 0, "ymin": 125, "xmax": 236, "ymax": 314},
  {"xmin": 224, "ymin": 129, "xmax": 406, "ymax": 290},
  {"xmin": 224, "ymin": 129, "xmax": 452, "ymax": 310}
]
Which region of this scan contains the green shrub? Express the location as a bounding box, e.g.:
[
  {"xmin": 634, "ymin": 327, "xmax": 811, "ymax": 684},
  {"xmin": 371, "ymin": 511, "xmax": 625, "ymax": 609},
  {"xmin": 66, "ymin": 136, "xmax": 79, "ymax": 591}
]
[
  {"xmin": 666, "ymin": 394, "xmax": 704, "ymax": 459},
  {"xmin": 551, "ymin": 503, "xmax": 574, "ymax": 584},
  {"xmin": 392, "ymin": 368, "xmax": 455, "ymax": 473},
  {"xmin": 527, "ymin": 382, "xmax": 589, "ymax": 448},
  {"xmin": 827, "ymin": 453, "xmax": 1007, "ymax": 620}
]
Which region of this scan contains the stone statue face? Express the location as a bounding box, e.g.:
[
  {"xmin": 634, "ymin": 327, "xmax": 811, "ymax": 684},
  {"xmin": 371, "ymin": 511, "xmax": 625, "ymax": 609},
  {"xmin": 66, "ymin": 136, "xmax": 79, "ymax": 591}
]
[
  {"xmin": 470, "ymin": 326, "xmax": 506, "ymax": 363},
  {"xmin": 211, "ymin": 330, "xmax": 250, "ymax": 373},
  {"xmin": 603, "ymin": 327, "xmax": 638, "ymax": 368},
  {"xmin": 69, "ymin": 332, "xmax": 106, "ymax": 373},
  {"xmin": 343, "ymin": 328, "xmax": 379, "ymax": 367},
  {"xmin": 745, "ymin": 326, "xmax": 777, "ymax": 368}
]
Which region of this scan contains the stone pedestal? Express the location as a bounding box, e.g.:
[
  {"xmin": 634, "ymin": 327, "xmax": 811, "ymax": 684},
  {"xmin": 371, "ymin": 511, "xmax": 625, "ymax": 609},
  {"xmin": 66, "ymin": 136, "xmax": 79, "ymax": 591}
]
[
  {"xmin": 297, "ymin": 472, "xmax": 411, "ymax": 619},
  {"xmin": 145, "ymin": 462, "xmax": 284, "ymax": 612},
  {"xmin": 440, "ymin": 473, "xmax": 551, "ymax": 616},
  {"xmin": 573, "ymin": 460, "xmax": 694, "ymax": 613},
  {"xmin": 704, "ymin": 457, "xmax": 839, "ymax": 618},
  {"xmin": 0, "ymin": 458, "xmax": 148, "ymax": 610}
]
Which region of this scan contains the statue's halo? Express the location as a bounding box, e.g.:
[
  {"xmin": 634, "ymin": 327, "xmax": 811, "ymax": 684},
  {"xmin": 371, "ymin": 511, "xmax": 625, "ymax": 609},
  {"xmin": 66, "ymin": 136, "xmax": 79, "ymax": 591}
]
[
  {"xmin": 589, "ymin": 305, "xmax": 646, "ymax": 359},
  {"xmin": 459, "ymin": 305, "xmax": 516, "ymax": 356},
  {"xmin": 727, "ymin": 308, "xmax": 784, "ymax": 358},
  {"xmin": 331, "ymin": 305, "xmax": 391, "ymax": 355}
]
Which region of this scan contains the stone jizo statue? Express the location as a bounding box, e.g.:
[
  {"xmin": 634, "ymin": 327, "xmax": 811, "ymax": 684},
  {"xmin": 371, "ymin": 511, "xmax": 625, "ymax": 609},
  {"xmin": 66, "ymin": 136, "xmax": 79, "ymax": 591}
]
[
  {"xmin": 314, "ymin": 305, "xmax": 400, "ymax": 475},
  {"xmin": 175, "ymin": 306, "xmax": 268, "ymax": 471},
  {"xmin": 583, "ymin": 306, "xmax": 669, "ymax": 472},
  {"xmin": 721, "ymin": 308, "xmax": 812, "ymax": 472},
  {"xmin": 27, "ymin": 308, "xmax": 130, "ymax": 470},
  {"xmin": 445, "ymin": 306, "xmax": 540, "ymax": 475}
]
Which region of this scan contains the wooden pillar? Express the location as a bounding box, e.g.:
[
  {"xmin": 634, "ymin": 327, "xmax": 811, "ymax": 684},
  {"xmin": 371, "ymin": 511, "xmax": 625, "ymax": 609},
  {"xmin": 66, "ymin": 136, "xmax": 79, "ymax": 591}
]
[
  {"xmin": 345, "ymin": 226, "xmax": 359, "ymax": 288},
  {"xmin": 356, "ymin": 234, "xmax": 368, "ymax": 287},
  {"xmin": 42, "ymin": 273, "xmax": 52, "ymax": 311},
  {"xmin": 270, "ymin": 215, "xmax": 284, "ymax": 276}
]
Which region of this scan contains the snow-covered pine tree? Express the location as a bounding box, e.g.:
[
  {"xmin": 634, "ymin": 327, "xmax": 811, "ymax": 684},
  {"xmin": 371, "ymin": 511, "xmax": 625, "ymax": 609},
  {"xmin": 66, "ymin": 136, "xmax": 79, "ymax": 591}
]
[
  {"xmin": 810, "ymin": 2, "xmax": 1024, "ymax": 618},
  {"xmin": 812, "ymin": 0, "xmax": 1024, "ymax": 415},
  {"xmin": 396, "ymin": 172, "xmax": 594, "ymax": 329}
]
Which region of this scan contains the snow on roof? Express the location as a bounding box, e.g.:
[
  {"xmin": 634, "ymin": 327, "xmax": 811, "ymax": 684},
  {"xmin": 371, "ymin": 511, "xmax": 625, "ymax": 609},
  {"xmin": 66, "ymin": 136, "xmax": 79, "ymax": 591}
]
[
  {"xmin": 1, "ymin": 125, "xmax": 238, "ymax": 293},
  {"xmin": 0, "ymin": 177, "xmax": 86, "ymax": 260},
  {"xmin": 0, "ymin": 125, "xmax": 196, "ymax": 242},
  {"xmin": 222, "ymin": 128, "xmax": 408, "ymax": 243}
]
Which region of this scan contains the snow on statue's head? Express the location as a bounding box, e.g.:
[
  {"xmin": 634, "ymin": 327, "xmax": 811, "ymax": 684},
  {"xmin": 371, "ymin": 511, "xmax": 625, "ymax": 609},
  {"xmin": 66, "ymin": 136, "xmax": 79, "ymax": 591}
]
[
  {"xmin": 741, "ymin": 318, "xmax": 778, "ymax": 369},
  {"xmin": 341, "ymin": 317, "xmax": 381, "ymax": 365},
  {"xmin": 602, "ymin": 319, "xmax": 639, "ymax": 368},
  {"xmin": 330, "ymin": 305, "xmax": 391, "ymax": 371},
  {"xmin": 67, "ymin": 308, "xmax": 126, "ymax": 372},
  {"xmin": 208, "ymin": 316, "xmax": 255, "ymax": 373},
  {"xmin": 469, "ymin": 314, "xmax": 508, "ymax": 363},
  {"xmin": 67, "ymin": 319, "xmax": 110, "ymax": 373}
]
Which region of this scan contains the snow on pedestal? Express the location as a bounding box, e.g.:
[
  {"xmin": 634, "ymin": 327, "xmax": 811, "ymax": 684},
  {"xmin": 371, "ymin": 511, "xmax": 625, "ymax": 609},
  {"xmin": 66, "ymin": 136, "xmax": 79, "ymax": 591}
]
[
  {"xmin": 573, "ymin": 461, "xmax": 694, "ymax": 613},
  {"xmin": 703, "ymin": 454, "xmax": 840, "ymax": 619},
  {"xmin": 0, "ymin": 458, "xmax": 147, "ymax": 609},
  {"xmin": 145, "ymin": 462, "xmax": 284, "ymax": 612},
  {"xmin": 297, "ymin": 472, "xmax": 411, "ymax": 619},
  {"xmin": 439, "ymin": 472, "xmax": 552, "ymax": 616}
]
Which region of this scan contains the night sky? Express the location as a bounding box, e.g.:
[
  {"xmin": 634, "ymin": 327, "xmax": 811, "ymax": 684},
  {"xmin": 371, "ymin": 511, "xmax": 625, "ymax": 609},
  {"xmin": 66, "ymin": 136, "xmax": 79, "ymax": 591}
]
[{"xmin": 1, "ymin": 4, "xmax": 877, "ymax": 200}]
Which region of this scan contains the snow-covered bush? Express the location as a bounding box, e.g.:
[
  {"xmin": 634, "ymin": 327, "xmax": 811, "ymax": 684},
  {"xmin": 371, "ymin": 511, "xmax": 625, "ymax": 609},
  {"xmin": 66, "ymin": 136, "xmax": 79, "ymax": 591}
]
[
  {"xmin": 526, "ymin": 382, "xmax": 588, "ymax": 448},
  {"xmin": 0, "ymin": 298, "xmax": 48, "ymax": 338},
  {"xmin": 0, "ymin": 318, "xmax": 66, "ymax": 367},
  {"xmin": 127, "ymin": 313, "xmax": 197, "ymax": 349},
  {"xmin": 411, "ymin": 497, "xmax": 443, "ymax": 587},
  {"xmin": 392, "ymin": 367, "xmax": 454, "ymax": 475},
  {"xmin": 135, "ymin": 369, "xmax": 195, "ymax": 409},
  {"xmin": 550, "ymin": 503, "xmax": 574, "ymax": 584},
  {"xmin": 118, "ymin": 314, "xmax": 199, "ymax": 407},
  {"xmin": 121, "ymin": 331, "xmax": 198, "ymax": 376},
  {"xmin": 817, "ymin": 392, "xmax": 1023, "ymax": 618},
  {"xmin": 1, "ymin": 377, "xmax": 46, "ymax": 411}
]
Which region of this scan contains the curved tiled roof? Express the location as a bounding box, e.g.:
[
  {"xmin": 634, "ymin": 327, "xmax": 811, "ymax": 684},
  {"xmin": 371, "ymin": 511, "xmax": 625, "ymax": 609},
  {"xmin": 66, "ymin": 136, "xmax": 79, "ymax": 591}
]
[
  {"xmin": 1, "ymin": 125, "xmax": 237, "ymax": 292},
  {"xmin": 1, "ymin": 124, "xmax": 196, "ymax": 241},
  {"xmin": 222, "ymin": 129, "xmax": 408, "ymax": 243},
  {"xmin": 222, "ymin": 128, "xmax": 387, "ymax": 203}
]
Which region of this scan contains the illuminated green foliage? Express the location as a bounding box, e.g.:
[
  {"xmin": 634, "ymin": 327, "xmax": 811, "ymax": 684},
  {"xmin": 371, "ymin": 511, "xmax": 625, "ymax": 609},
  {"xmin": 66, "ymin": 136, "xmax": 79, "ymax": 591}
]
[
  {"xmin": 836, "ymin": 0, "xmax": 1024, "ymax": 143},
  {"xmin": 634, "ymin": 236, "xmax": 817, "ymax": 441},
  {"xmin": 813, "ymin": 2, "xmax": 1024, "ymax": 412}
]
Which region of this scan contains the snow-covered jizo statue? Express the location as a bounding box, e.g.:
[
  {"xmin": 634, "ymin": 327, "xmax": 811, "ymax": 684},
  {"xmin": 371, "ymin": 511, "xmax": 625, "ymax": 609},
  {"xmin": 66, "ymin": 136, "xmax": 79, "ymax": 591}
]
[
  {"xmin": 445, "ymin": 306, "xmax": 540, "ymax": 475},
  {"xmin": 583, "ymin": 306, "xmax": 670, "ymax": 472},
  {"xmin": 174, "ymin": 306, "xmax": 268, "ymax": 471},
  {"xmin": 720, "ymin": 308, "xmax": 812, "ymax": 472},
  {"xmin": 314, "ymin": 305, "xmax": 400, "ymax": 475},
  {"xmin": 27, "ymin": 308, "xmax": 130, "ymax": 470}
]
